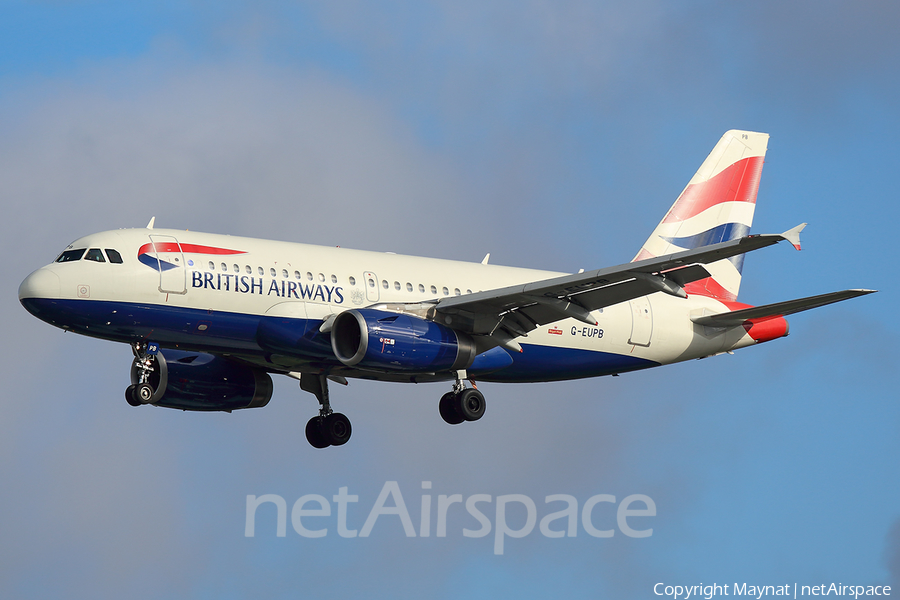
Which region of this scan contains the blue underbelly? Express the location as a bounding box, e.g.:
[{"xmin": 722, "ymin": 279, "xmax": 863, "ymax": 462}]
[
  {"xmin": 480, "ymin": 343, "xmax": 658, "ymax": 382},
  {"xmin": 20, "ymin": 298, "xmax": 659, "ymax": 382}
]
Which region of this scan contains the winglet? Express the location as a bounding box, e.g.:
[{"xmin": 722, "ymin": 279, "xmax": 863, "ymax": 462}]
[
  {"xmin": 146, "ymin": 216, "xmax": 156, "ymax": 230},
  {"xmin": 781, "ymin": 222, "xmax": 806, "ymax": 251}
]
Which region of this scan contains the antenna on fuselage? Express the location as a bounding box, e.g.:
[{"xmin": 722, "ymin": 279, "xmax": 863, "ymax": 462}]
[
  {"xmin": 481, "ymin": 253, "xmax": 490, "ymax": 265},
  {"xmin": 146, "ymin": 217, "xmax": 156, "ymax": 229}
]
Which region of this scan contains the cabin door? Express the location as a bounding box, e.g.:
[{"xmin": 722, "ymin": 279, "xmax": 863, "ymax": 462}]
[
  {"xmin": 148, "ymin": 235, "xmax": 187, "ymax": 294},
  {"xmin": 628, "ymin": 297, "xmax": 653, "ymax": 347},
  {"xmin": 363, "ymin": 271, "xmax": 380, "ymax": 303}
]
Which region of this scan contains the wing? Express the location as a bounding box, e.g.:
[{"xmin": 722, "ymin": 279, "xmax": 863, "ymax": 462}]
[{"xmin": 426, "ymin": 225, "xmax": 807, "ymax": 351}]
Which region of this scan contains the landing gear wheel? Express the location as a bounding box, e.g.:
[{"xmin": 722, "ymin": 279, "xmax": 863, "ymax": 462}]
[
  {"xmin": 135, "ymin": 383, "xmax": 154, "ymax": 404},
  {"xmin": 300, "ymin": 374, "xmax": 353, "ymax": 448},
  {"xmin": 305, "ymin": 417, "xmax": 330, "ymax": 449},
  {"xmin": 125, "ymin": 385, "xmax": 141, "ymax": 407},
  {"xmin": 323, "ymin": 412, "xmax": 352, "ymax": 446},
  {"xmin": 458, "ymin": 388, "xmax": 486, "ymax": 422},
  {"xmin": 439, "ymin": 392, "xmax": 465, "ymax": 425}
]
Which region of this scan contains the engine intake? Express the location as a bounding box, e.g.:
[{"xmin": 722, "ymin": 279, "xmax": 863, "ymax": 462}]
[
  {"xmin": 131, "ymin": 349, "xmax": 272, "ymax": 411},
  {"xmin": 331, "ymin": 309, "xmax": 477, "ymax": 373}
]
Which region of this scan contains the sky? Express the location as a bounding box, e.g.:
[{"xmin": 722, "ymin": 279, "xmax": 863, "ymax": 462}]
[{"xmin": 1, "ymin": 1, "xmax": 899, "ymax": 598}]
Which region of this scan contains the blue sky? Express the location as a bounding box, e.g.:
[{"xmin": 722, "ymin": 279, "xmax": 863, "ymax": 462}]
[{"xmin": 2, "ymin": 2, "xmax": 898, "ymax": 598}]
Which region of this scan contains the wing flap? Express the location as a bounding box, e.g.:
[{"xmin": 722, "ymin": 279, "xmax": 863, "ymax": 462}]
[{"xmin": 661, "ymin": 264, "xmax": 712, "ymax": 287}]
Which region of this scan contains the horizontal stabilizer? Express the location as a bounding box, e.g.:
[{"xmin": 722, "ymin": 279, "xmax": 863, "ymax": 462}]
[{"xmin": 691, "ymin": 289, "xmax": 876, "ymax": 327}]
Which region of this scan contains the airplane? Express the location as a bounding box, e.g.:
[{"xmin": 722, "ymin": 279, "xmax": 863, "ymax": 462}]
[{"xmin": 18, "ymin": 130, "xmax": 874, "ymax": 448}]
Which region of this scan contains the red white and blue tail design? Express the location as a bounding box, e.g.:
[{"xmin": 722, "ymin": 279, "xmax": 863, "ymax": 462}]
[{"xmin": 633, "ymin": 130, "xmax": 769, "ymax": 302}]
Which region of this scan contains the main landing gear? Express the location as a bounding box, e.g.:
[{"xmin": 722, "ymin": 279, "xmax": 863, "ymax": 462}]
[
  {"xmin": 439, "ymin": 372, "xmax": 486, "ymax": 425},
  {"xmin": 126, "ymin": 341, "xmax": 159, "ymax": 407},
  {"xmin": 299, "ymin": 371, "xmax": 485, "ymax": 448},
  {"xmin": 301, "ymin": 373, "xmax": 352, "ymax": 449}
]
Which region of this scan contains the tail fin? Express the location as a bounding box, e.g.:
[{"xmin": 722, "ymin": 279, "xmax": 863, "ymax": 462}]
[{"xmin": 633, "ymin": 130, "xmax": 769, "ymax": 301}]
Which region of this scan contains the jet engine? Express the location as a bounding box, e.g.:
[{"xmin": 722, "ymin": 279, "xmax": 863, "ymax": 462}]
[
  {"xmin": 130, "ymin": 349, "xmax": 272, "ymax": 411},
  {"xmin": 330, "ymin": 309, "xmax": 477, "ymax": 373}
]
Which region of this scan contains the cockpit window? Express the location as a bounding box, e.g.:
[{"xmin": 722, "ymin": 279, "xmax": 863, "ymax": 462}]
[
  {"xmin": 105, "ymin": 249, "xmax": 123, "ymax": 264},
  {"xmin": 84, "ymin": 248, "xmax": 106, "ymax": 263},
  {"xmin": 56, "ymin": 249, "xmax": 86, "ymax": 263}
]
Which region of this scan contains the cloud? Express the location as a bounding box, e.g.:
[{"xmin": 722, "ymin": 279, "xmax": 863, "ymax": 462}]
[
  {"xmin": 0, "ymin": 55, "xmax": 490, "ymax": 598},
  {"xmin": 0, "ymin": 60, "xmax": 492, "ymax": 254},
  {"xmin": 0, "ymin": 53, "xmax": 673, "ymax": 597},
  {"xmin": 2, "ymin": 3, "xmax": 898, "ymax": 598}
]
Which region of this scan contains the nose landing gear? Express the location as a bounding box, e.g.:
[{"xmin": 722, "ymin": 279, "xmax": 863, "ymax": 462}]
[
  {"xmin": 126, "ymin": 341, "xmax": 162, "ymax": 407},
  {"xmin": 126, "ymin": 382, "xmax": 154, "ymax": 406}
]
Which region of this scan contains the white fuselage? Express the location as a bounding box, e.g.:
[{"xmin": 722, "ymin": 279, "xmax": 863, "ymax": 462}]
[{"xmin": 20, "ymin": 227, "xmax": 760, "ymax": 384}]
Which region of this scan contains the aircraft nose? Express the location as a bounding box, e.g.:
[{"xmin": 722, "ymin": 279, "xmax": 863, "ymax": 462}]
[{"xmin": 19, "ymin": 268, "xmax": 61, "ymax": 301}]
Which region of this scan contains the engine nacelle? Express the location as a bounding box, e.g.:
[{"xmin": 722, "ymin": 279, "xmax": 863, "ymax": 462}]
[
  {"xmin": 131, "ymin": 349, "xmax": 272, "ymax": 411},
  {"xmin": 331, "ymin": 309, "xmax": 477, "ymax": 373}
]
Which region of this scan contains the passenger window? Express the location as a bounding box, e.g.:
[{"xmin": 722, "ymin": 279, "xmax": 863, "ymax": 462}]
[
  {"xmin": 349, "ymin": 276, "xmax": 357, "ymax": 286},
  {"xmin": 394, "ymin": 281, "xmax": 401, "ymax": 291},
  {"xmin": 406, "ymin": 283, "xmax": 413, "ymax": 292},
  {"xmin": 233, "ymin": 264, "xmax": 239, "ymax": 273},
  {"xmin": 221, "ymin": 263, "xmax": 227, "ymax": 271},
  {"xmin": 382, "ymin": 280, "xmax": 388, "ymax": 289},
  {"xmin": 270, "ymin": 268, "xmax": 276, "ymax": 277},
  {"xmin": 418, "ymin": 284, "xmax": 425, "ymax": 293},
  {"xmin": 258, "ymin": 267, "xmax": 264, "ymax": 276},
  {"xmin": 209, "ymin": 261, "xmax": 215, "ymax": 270},
  {"xmin": 246, "ymin": 265, "xmax": 252, "ymax": 274},
  {"xmin": 282, "ymin": 269, "xmax": 288, "ymax": 278},
  {"xmin": 84, "ymin": 248, "xmax": 106, "ymax": 263},
  {"xmin": 56, "ymin": 249, "xmax": 86, "ymax": 262},
  {"xmin": 318, "ymin": 273, "xmax": 325, "ymax": 282},
  {"xmin": 307, "ymin": 272, "xmax": 314, "ymax": 281},
  {"xmin": 105, "ymin": 249, "xmax": 123, "ymax": 264},
  {"xmin": 331, "ymin": 274, "xmax": 337, "ymax": 284},
  {"xmin": 294, "ymin": 271, "xmax": 301, "ymax": 280},
  {"xmin": 430, "ymin": 285, "xmax": 437, "ymax": 295},
  {"xmin": 466, "ymin": 289, "xmax": 472, "ymax": 294},
  {"xmin": 442, "ymin": 287, "xmax": 449, "ymax": 296},
  {"xmin": 454, "ymin": 288, "xmax": 461, "ymax": 296}
]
